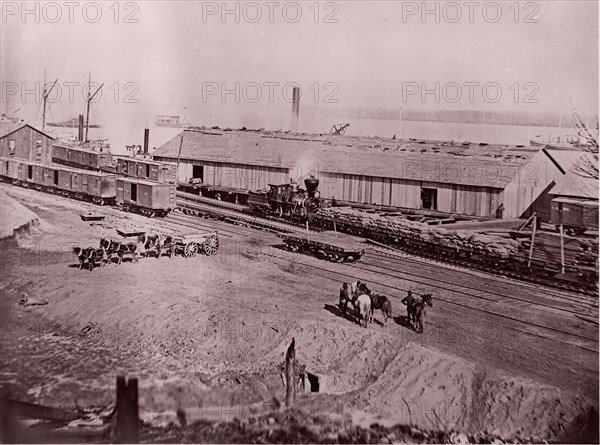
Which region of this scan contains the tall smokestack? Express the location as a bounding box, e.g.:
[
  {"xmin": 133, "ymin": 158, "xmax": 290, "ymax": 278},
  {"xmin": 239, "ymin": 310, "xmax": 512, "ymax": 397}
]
[
  {"xmin": 143, "ymin": 128, "xmax": 149, "ymax": 155},
  {"xmin": 78, "ymin": 114, "xmax": 84, "ymax": 142},
  {"xmin": 291, "ymin": 87, "xmax": 300, "ymax": 132}
]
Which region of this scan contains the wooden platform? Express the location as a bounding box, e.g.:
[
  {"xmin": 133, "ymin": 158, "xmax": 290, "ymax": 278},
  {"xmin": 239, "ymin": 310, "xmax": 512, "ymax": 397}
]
[
  {"xmin": 116, "ymin": 229, "xmax": 145, "ymax": 238},
  {"xmin": 80, "ymin": 213, "xmax": 105, "ymax": 222}
]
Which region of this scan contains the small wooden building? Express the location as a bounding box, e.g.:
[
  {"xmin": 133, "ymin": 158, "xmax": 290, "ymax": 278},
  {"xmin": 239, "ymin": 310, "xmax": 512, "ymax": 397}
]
[{"xmin": 0, "ymin": 122, "xmax": 54, "ymax": 163}]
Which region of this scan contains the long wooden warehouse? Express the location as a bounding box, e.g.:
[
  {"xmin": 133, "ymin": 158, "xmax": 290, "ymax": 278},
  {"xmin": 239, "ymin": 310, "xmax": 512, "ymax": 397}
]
[{"xmin": 153, "ymin": 127, "xmax": 582, "ymax": 220}]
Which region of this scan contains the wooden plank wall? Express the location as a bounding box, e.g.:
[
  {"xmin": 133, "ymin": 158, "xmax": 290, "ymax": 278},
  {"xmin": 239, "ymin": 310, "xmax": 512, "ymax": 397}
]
[
  {"xmin": 319, "ymin": 172, "xmax": 502, "ymax": 217},
  {"xmin": 0, "ymin": 127, "xmax": 53, "ymax": 163},
  {"xmin": 162, "ymin": 158, "xmax": 289, "ymax": 191},
  {"xmin": 500, "ymin": 150, "xmax": 564, "ymax": 219}
]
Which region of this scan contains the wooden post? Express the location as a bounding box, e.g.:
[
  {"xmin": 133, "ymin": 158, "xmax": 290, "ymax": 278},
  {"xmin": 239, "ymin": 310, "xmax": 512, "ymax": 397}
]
[
  {"xmin": 527, "ymin": 216, "xmax": 537, "ymax": 269},
  {"xmin": 115, "ymin": 376, "xmax": 139, "ymax": 443},
  {"xmin": 306, "ymin": 221, "xmax": 310, "ymax": 243},
  {"xmin": 285, "ymin": 338, "xmax": 296, "ymax": 408},
  {"xmin": 559, "ymin": 224, "xmax": 565, "ymax": 274},
  {"xmin": 334, "ymin": 221, "xmax": 338, "ymax": 239}
]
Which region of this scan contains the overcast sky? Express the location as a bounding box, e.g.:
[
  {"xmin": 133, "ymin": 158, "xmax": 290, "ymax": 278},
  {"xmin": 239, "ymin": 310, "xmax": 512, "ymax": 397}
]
[{"xmin": 1, "ymin": 0, "xmax": 598, "ymax": 128}]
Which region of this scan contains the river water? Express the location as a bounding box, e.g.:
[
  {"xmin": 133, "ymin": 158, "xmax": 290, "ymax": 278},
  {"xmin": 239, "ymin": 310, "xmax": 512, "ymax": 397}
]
[{"xmin": 46, "ymin": 117, "xmax": 575, "ymax": 157}]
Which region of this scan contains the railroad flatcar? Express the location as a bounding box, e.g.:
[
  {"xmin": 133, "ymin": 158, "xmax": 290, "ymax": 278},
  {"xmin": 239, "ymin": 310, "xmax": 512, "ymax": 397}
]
[
  {"xmin": 52, "ymin": 143, "xmax": 114, "ymax": 171},
  {"xmin": 116, "ymin": 177, "xmax": 176, "ymax": 217},
  {"xmin": 114, "ymin": 156, "xmax": 177, "ymax": 183},
  {"xmin": 247, "ymin": 176, "xmax": 328, "ymax": 219},
  {"xmin": 551, "ymin": 197, "xmax": 599, "ymax": 235}
]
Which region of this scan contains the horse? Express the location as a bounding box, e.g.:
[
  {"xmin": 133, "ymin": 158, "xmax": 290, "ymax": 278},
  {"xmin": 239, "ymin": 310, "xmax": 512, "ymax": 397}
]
[
  {"xmin": 160, "ymin": 236, "xmax": 175, "ymax": 258},
  {"xmin": 108, "ymin": 239, "xmax": 141, "ymax": 265},
  {"xmin": 409, "ymin": 294, "xmax": 433, "ymax": 334},
  {"xmin": 368, "ymin": 292, "xmax": 393, "ymax": 328},
  {"xmin": 144, "ymin": 234, "xmax": 162, "ymax": 259},
  {"xmin": 355, "ymin": 293, "xmax": 372, "ymax": 328},
  {"xmin": 72, "ymin": 246, "xmax": 96, "ymax": 271}
]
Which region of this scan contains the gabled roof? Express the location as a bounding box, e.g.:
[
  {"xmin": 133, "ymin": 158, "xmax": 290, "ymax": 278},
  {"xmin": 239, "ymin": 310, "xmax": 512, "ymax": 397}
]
[
  {"xmin": 0, "ymin": 122, "xmax": 55, "ymax": 140},
  {"xmin": 154, "ymin": 127, "xmax": 540, "ymax": 188},
  {"xmin": 550, "ymin": 153, "xmax": 599, "ymax": 199}
]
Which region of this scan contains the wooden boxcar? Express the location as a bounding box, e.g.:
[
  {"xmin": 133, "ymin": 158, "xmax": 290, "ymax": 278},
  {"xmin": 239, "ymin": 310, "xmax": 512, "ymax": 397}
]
[
  {"xmin": 52, "ymin": 143, "xmax": 114, "ymax": 171},
  {"xmin": 551, "ymin": 197, "xmax": 599, "ymax": 234},
  {"xmin": 116, "ymin": 177, "xmax": 176, "ymax": 216},
  {"xmin": 0, "ymin": 157, "xmax": 22, "ymax": 180},
  {"xmin": 115, "ymin": 156, "xmax": 177, "ymax": 183}
]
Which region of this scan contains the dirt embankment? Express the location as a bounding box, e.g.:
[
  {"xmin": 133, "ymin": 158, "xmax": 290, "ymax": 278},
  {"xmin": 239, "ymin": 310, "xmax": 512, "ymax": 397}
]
[
  {"xmin": 0, "ymin": 185, "xmax": 598, "ymax": 443},
  {"xmin": 0, "ymin": 189, "xmax": 39, "ymax": 239}
]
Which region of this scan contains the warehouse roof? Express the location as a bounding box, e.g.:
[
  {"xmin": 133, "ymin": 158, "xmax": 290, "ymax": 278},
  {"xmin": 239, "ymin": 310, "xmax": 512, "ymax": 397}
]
[
  {"xmin": 550, "ymin": 154, "xmax": 599, "ymax": 199},
  {"xmin": 0, "ymin": 122, "xmax": 55, "ymax": 140},
  {"xmin": 154, "ymin": 127, "xmax": 544, "ymax": 188}
]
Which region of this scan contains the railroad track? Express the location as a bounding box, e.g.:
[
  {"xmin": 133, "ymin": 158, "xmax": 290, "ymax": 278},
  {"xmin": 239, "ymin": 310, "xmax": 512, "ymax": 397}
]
[
  {"xmin": 366, "ymin": 246, "xmax": 599, "ymax": 312},
  {"xmin": 259, "ymin": 249, "xmax": 599, "ymax": 354},
  {"xmin": 176, "ymin": 193, "xmax": 304, "ymax": 234},
  {"xmin": 366, "ymin": 238, "xmax": 599, "ymax": 297}
]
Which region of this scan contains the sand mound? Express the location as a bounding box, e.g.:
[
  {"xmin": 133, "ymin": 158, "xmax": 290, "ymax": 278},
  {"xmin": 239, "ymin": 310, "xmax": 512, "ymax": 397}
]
[{"xmin": 0, "ymin": 188, "xmax": 39, "ymax": 239}]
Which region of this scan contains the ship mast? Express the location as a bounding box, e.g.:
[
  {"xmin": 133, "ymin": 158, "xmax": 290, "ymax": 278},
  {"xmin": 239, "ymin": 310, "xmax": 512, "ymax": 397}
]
[
  {"xmin": 41, "ymin": 70, "xmax": 58, "ymax": 131},
  {"xmin": 85, "ymin": 72, "xmax": 103, "ymax": 142}
]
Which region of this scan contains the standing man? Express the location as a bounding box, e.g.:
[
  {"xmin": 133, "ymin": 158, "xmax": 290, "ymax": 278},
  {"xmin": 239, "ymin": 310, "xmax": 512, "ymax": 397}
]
[{"xmin": 495, "ymin": 203, "xmax": 505, "ymax": 219}]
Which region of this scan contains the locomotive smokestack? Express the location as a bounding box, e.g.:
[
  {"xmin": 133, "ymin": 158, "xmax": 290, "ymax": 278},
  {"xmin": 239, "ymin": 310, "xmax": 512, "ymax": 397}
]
[
  {"xmin": 143, "ymin": 128, "xmax": 149, "ymax": 155},
  {"xmin": 78, "ymin": 114, "xmax": 84, "ymax": 141},
  {"xmin": 304, "ymin": 176, "xmax": 319, "ymax": 198},
  {"xmin": 291, "ymin": 87, "xmax": 300, "ymax": 132}
]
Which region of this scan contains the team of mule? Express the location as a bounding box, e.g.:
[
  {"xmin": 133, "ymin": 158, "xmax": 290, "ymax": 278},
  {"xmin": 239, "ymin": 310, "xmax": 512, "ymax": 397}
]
[
  {"xmin": 73, "ymin": 234, "xmax": 176, "ymax": 271},
  {"xmin": 339, "ymin": 281, "xmax": 433, "ymax": 333}
]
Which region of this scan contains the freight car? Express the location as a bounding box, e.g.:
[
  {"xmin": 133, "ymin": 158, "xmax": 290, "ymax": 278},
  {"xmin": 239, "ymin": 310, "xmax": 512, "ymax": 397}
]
[
  {"xmin": 116, "ymin": 177, "xmax": 176, "ymax": 217},
  {"xmin": 312, "ymin": 206, "xmax": 598, "ymax": 292},
  {"xmin": 247, "ymin": 176, "xmax": 329, "ymax": 219},
  {"xmin": 551, "ymin": 197, "xmax": 599, "ymax": 235},
  {"xmin": 52, "ymin": 143, "xmax": 114, "ymax": 171},
  {"xmin": 0, "ymin": 157, "xmax": 116, "ymax": 205},
  {"xmin": 114, "ymin": 156, "xmax": 177, "ymax": 183}
]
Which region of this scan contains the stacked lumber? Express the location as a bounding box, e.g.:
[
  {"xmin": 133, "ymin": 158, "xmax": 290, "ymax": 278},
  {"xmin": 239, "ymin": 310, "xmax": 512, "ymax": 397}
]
[
  {"xmin": 520, "ymin": 232, "xmax": 599, "ymax": 271},
  {"xmin": 315, "ymin": 207, "xmax": 521, "ymax": 258}
]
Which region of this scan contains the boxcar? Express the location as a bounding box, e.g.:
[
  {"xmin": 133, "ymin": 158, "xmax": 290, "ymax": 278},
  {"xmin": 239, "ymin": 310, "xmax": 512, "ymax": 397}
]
[
  {"xmin": 551, "ymin": 197, "xmax": 599, "ymax": 234},
  {"xmin": 52, "ymin": 143, "xmax": 114, "ymax": 171},
  {"xmin": 0, "ymin": 157, "xmax": 21, "ymax": 181},
  {"xmin": 115, "ymin": 156, "xmax": 177, "ymax": 183},
  {"xmin": 116, "ymin": 177, "xmax": 176, "ymax": 217}
]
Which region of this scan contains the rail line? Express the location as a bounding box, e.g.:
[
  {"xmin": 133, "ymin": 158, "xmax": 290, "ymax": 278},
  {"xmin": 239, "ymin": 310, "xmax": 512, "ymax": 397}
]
[
  {"xmin": 368, "ymin": 246, "xmax": 598, "ymax": 307},
  {"xmin": 361, "ymin": 250, "xmax": 598, "ymax": 318},
  {"xmin": 259, "ymin": 250, "xmax": 598, "ymax": 354}
]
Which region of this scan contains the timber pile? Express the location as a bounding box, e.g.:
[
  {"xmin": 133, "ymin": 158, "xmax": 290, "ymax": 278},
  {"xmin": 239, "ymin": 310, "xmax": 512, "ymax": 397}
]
[
  {"xmin": 316, "ymin": 207, "xmax": 521, "ymax": 257},
  {"xmin": 520, "ymin": 232, "xmax": 599, "ymax": 271}
]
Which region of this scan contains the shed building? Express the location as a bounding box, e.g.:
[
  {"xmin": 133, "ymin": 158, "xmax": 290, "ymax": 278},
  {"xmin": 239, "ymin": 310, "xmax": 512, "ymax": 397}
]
[
  {"xmin": 154, "ymin": 127, "xmax": 578, "ymax": 219},
  {"xmin": 0, "ymin": 122, "xmax": 54, "ymax": 163}
]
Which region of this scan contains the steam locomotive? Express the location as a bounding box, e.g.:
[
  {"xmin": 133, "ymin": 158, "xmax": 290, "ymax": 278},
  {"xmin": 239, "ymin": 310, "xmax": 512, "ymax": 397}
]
[{"xmin": 247, "ymin": 176, "xmax": 329, "ymax": 219}]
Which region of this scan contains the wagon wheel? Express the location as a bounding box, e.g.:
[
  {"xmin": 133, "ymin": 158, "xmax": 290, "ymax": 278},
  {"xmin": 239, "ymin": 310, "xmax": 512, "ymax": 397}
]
[
  {"xmin": 203, "ymin": 236, "xmax": 219, "ymax": 256},
  {"xmin": 183, "ymin": 242, "xmax": 198, "ymax": 257}
]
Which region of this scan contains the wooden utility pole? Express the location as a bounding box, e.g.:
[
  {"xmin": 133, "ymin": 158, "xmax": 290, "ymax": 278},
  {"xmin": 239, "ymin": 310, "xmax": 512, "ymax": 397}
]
[
  {"xmin": 559, "ymin": 224, "xmax": 565, "ymax": 274},
  {"xmin": 115, "ymin": 376, "xmax": 139, "ymax": 443},
  {"xmin": 285, "ymin": 338, "xmax": 296, "ymax": 407},
  {"xmin": 527, "ymin": 216, "xmax": 537, "ymax": 269}
]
